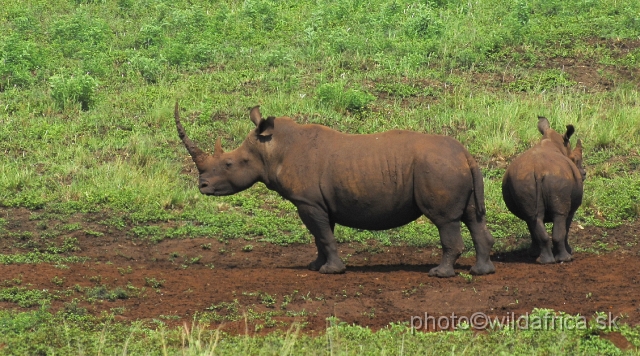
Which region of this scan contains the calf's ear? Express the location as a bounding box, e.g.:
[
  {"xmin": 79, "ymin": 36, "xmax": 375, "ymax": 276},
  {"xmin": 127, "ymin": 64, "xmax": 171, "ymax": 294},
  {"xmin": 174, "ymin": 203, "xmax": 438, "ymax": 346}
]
[
  {"xmin": 563, "ymin": 125, "xmax": 575, "ymax": 144},
  {"xmin": 569, "ymin": 139, "xmax": 582, "ymax": 164},
  {"xmin": 537, "ymin": 116, "xmax": 550, "ymax": 135},
  {"xmin": 573, "ymin": 139, "xmax": 583, "ymax": 157}
]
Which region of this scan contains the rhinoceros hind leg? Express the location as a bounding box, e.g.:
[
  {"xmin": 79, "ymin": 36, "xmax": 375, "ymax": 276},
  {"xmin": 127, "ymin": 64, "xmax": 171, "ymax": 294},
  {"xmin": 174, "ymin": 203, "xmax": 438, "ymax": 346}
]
[
  {"xmin": 565, "ymin": 241, "xmax": 573, "ymax": 256},
  {"xmin": 563, "ymin": 213, "xmax": 574, "ymax": 255},
  {"xmin": 428, "ymin": 221, "xmax": 464, "ymax": 278},
  {"xmin": 462, "ymin": 209, "xmax": 495, "ymax": 275},
  {"xmin": 527, "ymin": 219, "xmax": 555, "ymax": 264},
  {"xmin": 529, "ymin": 239, "xmax": 541, "ymax": 258},
  {"xmin": 552, "ymin": 215, "xmax": 572, "ymax": 262}
]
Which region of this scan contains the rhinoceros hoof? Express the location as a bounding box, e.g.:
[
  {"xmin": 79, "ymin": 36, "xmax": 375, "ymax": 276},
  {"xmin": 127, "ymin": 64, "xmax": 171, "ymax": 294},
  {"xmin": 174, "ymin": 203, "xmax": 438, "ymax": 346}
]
[
  {"xmin": 319, "ymin": 262, "xmax": 346, "ymax": 274},
  {"xmin": 555, "ymin": 253, "xmax": 573, "ymax": 263},
  {"xmin": 307, "ymin": 259, "xmax": 325, "ymax": 271},
  {"xmin": 536, "ymin": 254, "xmax": 556, "ymax": 264},
  {"xmin": 428, "ymin": 266, "xmax": 455, "ymax": 278},
  {"xmin": 470, "ymin": 262, "xmax": 496, "ymax": 276}
]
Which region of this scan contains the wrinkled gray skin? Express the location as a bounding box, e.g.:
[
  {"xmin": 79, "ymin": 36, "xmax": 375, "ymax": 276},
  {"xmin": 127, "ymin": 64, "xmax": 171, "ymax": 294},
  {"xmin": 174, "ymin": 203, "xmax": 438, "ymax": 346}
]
[
  {"xmin": 502, "ymin": 117, "xmax": 586, "ymax": 263},
  {"xmin": 175, "ymin": 103, "xmax": 495, "ymax": 277}
]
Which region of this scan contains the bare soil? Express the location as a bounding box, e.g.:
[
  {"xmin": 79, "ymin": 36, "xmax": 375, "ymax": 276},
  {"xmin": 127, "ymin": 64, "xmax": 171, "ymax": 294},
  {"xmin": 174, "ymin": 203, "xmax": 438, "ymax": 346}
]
[{"xmin": 1, "ymin": 208, "xmax": 639, "ymax": 337}]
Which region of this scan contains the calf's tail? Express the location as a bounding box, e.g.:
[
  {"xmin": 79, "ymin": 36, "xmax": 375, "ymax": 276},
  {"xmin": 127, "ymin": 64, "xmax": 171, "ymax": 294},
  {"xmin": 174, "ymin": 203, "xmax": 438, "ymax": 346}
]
[{"xmin": 465, "ymin": 151, "xmax": 486, "ymax": 216}]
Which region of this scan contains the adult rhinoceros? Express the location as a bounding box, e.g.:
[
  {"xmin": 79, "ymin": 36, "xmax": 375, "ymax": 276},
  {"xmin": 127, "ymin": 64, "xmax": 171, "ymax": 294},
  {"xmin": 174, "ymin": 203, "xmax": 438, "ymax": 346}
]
[
  {"xmin": 502, "ymin": 117, "xmax": 585, "ymax": 263},
  {"xmin": 174, "ymin": 103, "xmax": 495, "ymax": 277}
]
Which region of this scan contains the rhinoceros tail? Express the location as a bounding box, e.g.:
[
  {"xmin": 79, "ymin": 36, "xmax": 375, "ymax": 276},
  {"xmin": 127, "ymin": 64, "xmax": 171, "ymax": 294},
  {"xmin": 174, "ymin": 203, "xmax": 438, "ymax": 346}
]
[{"xmin": 465, "ymin": 151, "xmax": 486, "ymax": 216}]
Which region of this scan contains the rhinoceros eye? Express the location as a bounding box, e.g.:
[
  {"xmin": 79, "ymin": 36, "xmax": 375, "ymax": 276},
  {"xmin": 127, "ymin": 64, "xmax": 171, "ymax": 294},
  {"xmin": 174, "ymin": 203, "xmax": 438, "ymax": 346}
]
[{"xmin": 225, "ymin": 160, "xmax": 233, "ymax": 168}]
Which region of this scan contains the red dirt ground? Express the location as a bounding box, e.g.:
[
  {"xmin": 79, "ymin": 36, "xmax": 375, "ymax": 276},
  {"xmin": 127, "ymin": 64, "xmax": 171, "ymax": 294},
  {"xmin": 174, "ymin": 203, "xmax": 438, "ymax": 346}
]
[{"xmin": 0, "ymin": 208, "xmax": 639, "ymax": 338}]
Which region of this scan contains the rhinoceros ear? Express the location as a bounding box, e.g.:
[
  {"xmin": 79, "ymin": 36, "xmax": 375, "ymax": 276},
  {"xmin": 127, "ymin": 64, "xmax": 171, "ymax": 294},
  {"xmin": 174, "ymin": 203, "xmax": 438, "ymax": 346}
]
[
  {"xmin": 213, "ymin": 137, "xmax": 224, "ymax": 157},
  {"xmin": 537, "ymin": 116, "xmax": 550, "ymax": 135},
  {"xmin": 250, "ymin": 106, "xmax": 262, "ymax": 126},
  {"xmin": 563, "ymin": 125, "xmax": 575, "ymax": 144},
  {"xmin": 572, "ymin": 138, "xmax": 583, "ymax": 156},
  {"xmin": 570, "ymin": 139, "xmax": 583, "ymax": 162},
  {"xmin": 257, "ymin": 117, "xmax": 275, "ymax": 137},
  {"xmin": 249, "ymin": 105, "xmax": 274, "ymax": 137}
]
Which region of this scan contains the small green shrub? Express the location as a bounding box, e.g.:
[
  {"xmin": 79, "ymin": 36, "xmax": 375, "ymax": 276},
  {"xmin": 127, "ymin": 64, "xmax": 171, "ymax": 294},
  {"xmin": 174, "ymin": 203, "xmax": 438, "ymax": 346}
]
[
  {"xmin": 403, "ymin": 4, "xmax": 442, "ymax": 39},
  {"xmin": 129, "ymin": 55, "xmax": 164, "ymax": 83},
  {"xmin": 51, "ymin": 13, "xmax": 110, "ymax": 58},
  {"xmin": 316, "ymin": 82, "xmax": 375, "ymax": 112},
  {"xmin": 144, "ymin": 277, "xmax": 165, "ymax": 289},
  {"xmin": 243, "ymin": 0, "xmax": 279, "ymax": 32},
  {"xmin": 49, "ymin": 73, "xmax": 98, "ymax": 110},
  {"xmin": 508, "ymin": 69, "xmax": 575, "ymax": 92},
  {"xmin": 136, "ymin": 24, "xmax": 164, "ymax": 48},
  {"xmin": 0, "ymin": 287, "xmax": 51, "ymax": 308},
  {"xmin": 0, "ymin": 35, "xmax": 42, "ymax": 90}
]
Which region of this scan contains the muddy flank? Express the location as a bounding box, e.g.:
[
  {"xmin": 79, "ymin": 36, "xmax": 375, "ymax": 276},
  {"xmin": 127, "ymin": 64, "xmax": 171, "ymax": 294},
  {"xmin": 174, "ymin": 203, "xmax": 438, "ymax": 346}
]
[{"xmin": 0, "ymin": 208, "xmax": 639, "ymax": 336}]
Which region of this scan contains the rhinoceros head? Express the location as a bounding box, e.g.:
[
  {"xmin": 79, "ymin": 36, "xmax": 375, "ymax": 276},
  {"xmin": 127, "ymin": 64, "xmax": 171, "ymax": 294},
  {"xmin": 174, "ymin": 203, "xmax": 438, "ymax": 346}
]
[
  {"xmin": 570, "ymin": 139, "xmax": 586, "ymax": 181},
  {"xmin": 537, "ymin": 116, "xmax": 586, "ymax": 181},
  {"xmin": 174, "ymin": 103, "xmax": 270, "ymax": 196}
]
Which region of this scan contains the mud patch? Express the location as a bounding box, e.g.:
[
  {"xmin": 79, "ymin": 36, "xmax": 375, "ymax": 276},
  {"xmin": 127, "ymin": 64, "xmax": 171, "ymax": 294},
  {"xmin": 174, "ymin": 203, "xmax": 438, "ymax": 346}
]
[{"xmin": 1, "ymin": 208, "xmax": 639, "ymax": 336}]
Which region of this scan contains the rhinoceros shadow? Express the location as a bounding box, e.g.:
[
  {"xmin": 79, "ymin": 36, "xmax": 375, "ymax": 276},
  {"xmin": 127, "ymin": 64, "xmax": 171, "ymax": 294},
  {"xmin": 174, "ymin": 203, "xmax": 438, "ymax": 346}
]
[
  {"xmin": 281, "ymin": 263, "xmax": 471, "ymax": 273},
  {"xmin": 491, "ymin": 248, "xmax": 538, "ymax": 264},
  {"xmin": 347, "ymin": 263, "xmax": 471, "ymax": 273}
]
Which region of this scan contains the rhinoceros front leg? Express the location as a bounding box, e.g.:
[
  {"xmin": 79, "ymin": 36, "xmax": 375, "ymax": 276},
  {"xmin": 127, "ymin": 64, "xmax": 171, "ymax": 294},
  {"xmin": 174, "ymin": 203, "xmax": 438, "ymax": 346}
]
[
  {"xmin": 307, "ymin": 221, "xmax": 336, "ymax": 271},
  {"xmin": 297, "ymin": 205, "xmax": 346, "ymax": 274},
  {"xmin": 428, "ymin": 221, "xmax": 465, "ymax": 278}
]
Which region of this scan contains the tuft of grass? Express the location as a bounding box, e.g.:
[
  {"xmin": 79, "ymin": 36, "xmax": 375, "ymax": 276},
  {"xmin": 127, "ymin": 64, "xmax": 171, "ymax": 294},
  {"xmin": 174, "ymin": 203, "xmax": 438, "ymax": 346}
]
[{"xmin": 0, "ymin": 308, "xmax": 635, "ymax": 354}]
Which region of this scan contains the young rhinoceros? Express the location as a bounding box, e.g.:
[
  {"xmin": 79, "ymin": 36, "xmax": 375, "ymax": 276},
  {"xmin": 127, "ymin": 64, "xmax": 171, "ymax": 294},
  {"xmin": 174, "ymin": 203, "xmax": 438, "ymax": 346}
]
[
  {"xmin": 175, "ymin": 103, "xmax": 496, "ymax": 277},
  {"xmin": 502, "ymin": 117, "xmax": 585, "ymax": 263}
]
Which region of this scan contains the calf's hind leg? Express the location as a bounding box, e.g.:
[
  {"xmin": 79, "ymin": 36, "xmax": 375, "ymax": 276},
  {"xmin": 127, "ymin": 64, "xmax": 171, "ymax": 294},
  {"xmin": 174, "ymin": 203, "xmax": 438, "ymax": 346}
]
[
  {"xmin": 564, "ymin": 212, "xmax": 575, "ymax": 255},
  {"xmin": 526, "ymin": 218, "xmax": 555, "ymax": 264},
  {"xmin": 552, "ymin": 215, "xmax": 572, "ymax": 262}
]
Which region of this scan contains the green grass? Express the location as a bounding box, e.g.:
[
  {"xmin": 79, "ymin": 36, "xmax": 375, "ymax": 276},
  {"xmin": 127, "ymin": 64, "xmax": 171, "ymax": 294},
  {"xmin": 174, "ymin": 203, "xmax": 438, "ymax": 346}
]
[
  {"xmin": 0, "ymin": 0, "xmax": 638, "ymax": 255},
  {"xmin": 0, "ymin": 308, "xmax": 638, "ymax": 355},
  {"xmin": 1, "ymin": 0, "xmax": 640, "ymax": 350},
  {"xmin": 1, "ymin": 1, "xmax": 639, "ymax": 248}
]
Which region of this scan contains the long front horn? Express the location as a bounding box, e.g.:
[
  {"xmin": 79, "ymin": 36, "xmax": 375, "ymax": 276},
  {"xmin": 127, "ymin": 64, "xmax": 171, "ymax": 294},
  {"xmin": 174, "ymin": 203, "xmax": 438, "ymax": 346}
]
[{"xmin": 174, "ymin": 102, "xmax": 208, "ymax": 167}]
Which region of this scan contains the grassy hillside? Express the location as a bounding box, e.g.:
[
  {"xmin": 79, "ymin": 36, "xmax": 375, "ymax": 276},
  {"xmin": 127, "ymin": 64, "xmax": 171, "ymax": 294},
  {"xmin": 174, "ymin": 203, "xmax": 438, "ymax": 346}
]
[
  {"xmin": 2, "ymin": 0, "xmax": 640, "ymax": 353},
  {"xmin": 2, "ymin": 0, "xmax": 639, "ymax": 248}
]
